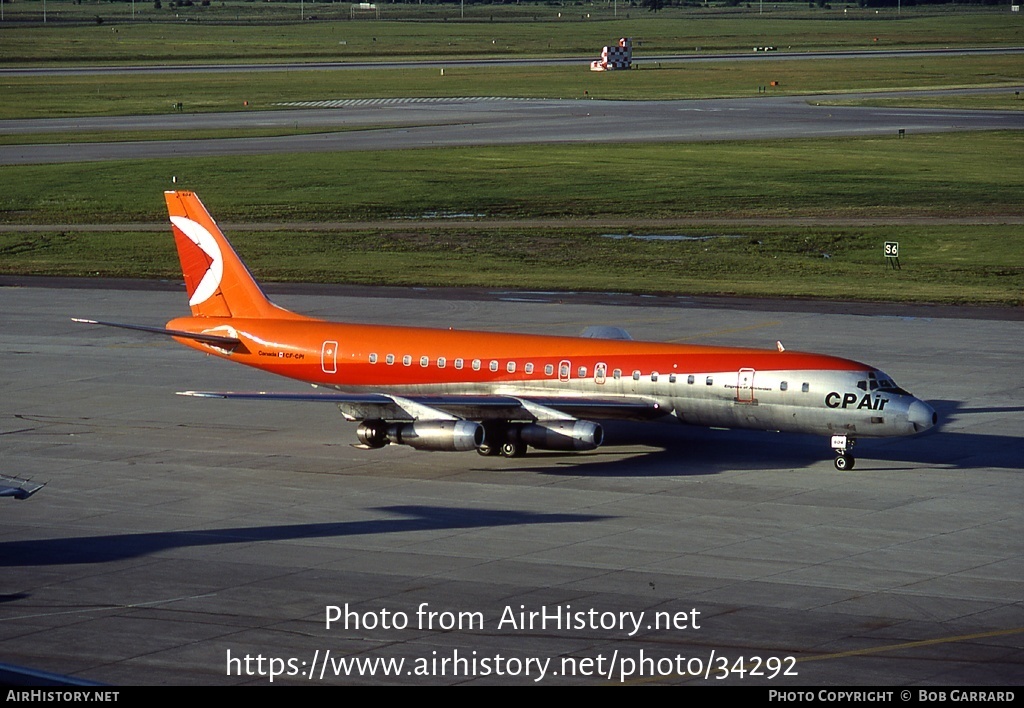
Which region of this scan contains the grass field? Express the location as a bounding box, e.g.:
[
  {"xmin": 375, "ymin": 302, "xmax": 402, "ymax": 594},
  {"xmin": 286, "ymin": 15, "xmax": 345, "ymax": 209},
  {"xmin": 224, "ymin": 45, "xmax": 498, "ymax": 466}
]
[
  {"xmin": 8, "ymin": 133, "xmax": 1024, "ymax": 221},
  {"xmin": 3, "ymin": 134, "xmax": 1022, "ymax": 223},
  {"xmin": 2, "ymin": 7, "xmax": 1021, "ymax": 66},
  {"xmin": 2, "ymin": 134, "xmax": 1021, "ymax": 305},
  {"xmin": 3, "ymin": 224, "xmax": 1021, "ymax": 306},
  {"xmin": 2, "ymin": 0, "xmax": 988, "ymax": 26}
]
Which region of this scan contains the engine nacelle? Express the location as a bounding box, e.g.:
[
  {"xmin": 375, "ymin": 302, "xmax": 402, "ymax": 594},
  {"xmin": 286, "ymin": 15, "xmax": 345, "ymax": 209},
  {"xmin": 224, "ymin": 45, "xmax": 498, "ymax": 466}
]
[
  {"xmin": 366, "ymin": 420, "xmax": 484, "ymax": 452},
  {"xmin": 356, "ymin": 420, "xmax": 389, "ymax": 449},
  {"xmin": 519, "ymin": 420, "xmax": 604, "ymax": 451}
]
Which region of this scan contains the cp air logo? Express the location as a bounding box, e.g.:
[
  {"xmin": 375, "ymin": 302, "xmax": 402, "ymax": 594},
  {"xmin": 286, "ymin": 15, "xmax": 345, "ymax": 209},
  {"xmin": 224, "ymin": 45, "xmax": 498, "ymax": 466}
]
[
  {"xmin": 825, "ymin": 392, "xmax": 889, "ymax": 411},
  {"xmin": 170, "ymin": 216, "xmax": 223, "ymax": 307}
]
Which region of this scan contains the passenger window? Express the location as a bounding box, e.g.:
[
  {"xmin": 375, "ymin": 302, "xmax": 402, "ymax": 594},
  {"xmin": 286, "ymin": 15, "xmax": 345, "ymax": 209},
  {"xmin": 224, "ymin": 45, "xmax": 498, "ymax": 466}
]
[
  {"xmin": 780, "ymin": 381, "xmax": 788, "ymax": 391},
  {"xmin": 438, "ymin": 357, "xmax": 446, "ymax": 368},
  {"xmin": 577, "ymin": 366, "xmax": 587, "ymax": 378},
  {"xmin": 651, "ymin": 372, "xmax": 659, "ymax": 382},
  {"xmin": 632, "ymin": 371, "xmax": 641, "ymax": 381},
  {"xmin": 669, "ymin": 374, "xmax": 676, "ymax": 384},
  {"xmin": 403, "ymin": 355, "xmax": 412, "ymax": 366},
  {"xmin": 420, "ymin": 356, "xmax": 429, "ymax": 368},
  {"xmin": 544, "ymin": 364, "xmax": 554, "ymax": 376},
  {"xmin": 369, "ymin": 353, "xmax": 378, "ymax": 364},
  {"xmin": 687, "ymin": 375, "xmax": 695, "ymax": 384},
  {"xmin": 506, "ymin": 361, "xmax": 516, "ymax": 373},
  {"xmin": 472, "ymin": 359, "xmax": 481, "ymax": 371},
  {"xmin": 706, "ymin": 376, "xmax": 714, "ymax": 386},
  {"xmin": 802, "ymin": 383, "xmax": 810, "ymax": 393},
  {"xmin": 613, "ymin": 369, "xmax": 622, "ymax": 379},
  {"xmin": 386, "ymin": 354, "xmax": 395, "ymax": 365},
  {"xmin": 525, "ymin": 363, "xmax": 534, "ymax": 375},
  {"xmin": 490, "ymin": 360, "xmax": 499, "ymax": 372},
  {"xmin": 455, "ymin": 358, "xmax": 464, "ymax": 369}
]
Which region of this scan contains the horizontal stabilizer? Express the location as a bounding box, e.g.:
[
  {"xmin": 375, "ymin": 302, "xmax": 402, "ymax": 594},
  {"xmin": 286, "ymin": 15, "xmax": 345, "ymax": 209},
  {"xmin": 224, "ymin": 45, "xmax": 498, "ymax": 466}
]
[{"xmin": 73, "ymin": 319, "xmax": 241, "ymax": 348}]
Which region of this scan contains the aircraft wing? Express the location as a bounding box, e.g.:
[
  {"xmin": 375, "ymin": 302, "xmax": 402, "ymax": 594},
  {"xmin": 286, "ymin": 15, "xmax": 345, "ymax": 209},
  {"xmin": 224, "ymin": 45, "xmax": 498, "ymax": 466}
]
[
  {"xmin": 0, "ymin": 476, "xmax": 44, "ymax": 500},
  {"xmin": 178, "ymin": 391, "xmax": 667, "ymax": 422}
]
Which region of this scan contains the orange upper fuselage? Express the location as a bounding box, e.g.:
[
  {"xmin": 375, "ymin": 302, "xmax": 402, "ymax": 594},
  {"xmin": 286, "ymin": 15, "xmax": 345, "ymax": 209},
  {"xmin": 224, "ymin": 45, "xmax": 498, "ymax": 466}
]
[{"xmin": 167, "ymin": 314, "xmax": 868, "ymax": 390}]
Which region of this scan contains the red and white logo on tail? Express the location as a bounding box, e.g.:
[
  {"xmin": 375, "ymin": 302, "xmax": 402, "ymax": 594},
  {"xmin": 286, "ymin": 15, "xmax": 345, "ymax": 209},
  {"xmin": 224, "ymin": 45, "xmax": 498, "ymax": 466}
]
[{"xmin": 170, "ymin": 215, "xmax": 223, "ymax": 308}]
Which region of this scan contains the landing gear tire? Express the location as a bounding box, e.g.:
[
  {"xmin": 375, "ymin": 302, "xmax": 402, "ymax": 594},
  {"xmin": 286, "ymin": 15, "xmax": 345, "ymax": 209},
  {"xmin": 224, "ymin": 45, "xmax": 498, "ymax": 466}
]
[
  {"xmin": 500, "ymin": 441, "xmax": 527, "ymax": 458},
  {"xmin": 830, "ymin": 435, "xmax": 856, "ymax": 471},
  {"xmin": 477, "ymin": 443, "xmax": 500, "ymax": 457}
]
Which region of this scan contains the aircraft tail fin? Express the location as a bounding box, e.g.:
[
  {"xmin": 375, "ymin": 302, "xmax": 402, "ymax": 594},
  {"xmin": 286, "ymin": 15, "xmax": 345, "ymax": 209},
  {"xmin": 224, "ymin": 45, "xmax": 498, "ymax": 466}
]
[{"xmin": 165, "ymin": 191, "xmax": 300, "ymax": 320}]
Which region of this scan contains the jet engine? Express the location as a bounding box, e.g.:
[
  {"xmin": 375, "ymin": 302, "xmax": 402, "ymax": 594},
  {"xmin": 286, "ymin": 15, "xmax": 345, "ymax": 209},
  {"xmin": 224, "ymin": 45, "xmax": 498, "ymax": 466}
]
[
  {"xmin": 519, "ymin": 420, "xmax": 604, "ymax": 451},
  {"xmin": 357, "ymin": 419, "xmax": 484, "ymax": 452}
]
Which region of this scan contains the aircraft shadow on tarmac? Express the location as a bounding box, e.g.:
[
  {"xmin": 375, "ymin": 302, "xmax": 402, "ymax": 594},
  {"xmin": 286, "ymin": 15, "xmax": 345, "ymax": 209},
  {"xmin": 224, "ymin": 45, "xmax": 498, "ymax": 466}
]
[
  {"xmin": 0, "ymin": 506, "xmax": 611, "ymax": 568},
  {"xmin": 496, "ymin": 399, "xmax": 1021, "ymax": 477}
]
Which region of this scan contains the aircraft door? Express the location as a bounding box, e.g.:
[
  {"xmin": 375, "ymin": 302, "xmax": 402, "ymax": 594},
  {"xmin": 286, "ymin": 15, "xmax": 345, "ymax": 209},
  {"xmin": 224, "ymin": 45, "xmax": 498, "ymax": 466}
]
[
  {"xmin": 322, "ymin": 340, "xmax": 338, "ymax": 374},
  {"xmin": 736, "ymin": 368, "xmax": 755, "ymax": 403},
  {"xmin": 558, "ymin": 360, "xmax": 571, "ymax": 383},
  {"xmin": 594, "ymin": 362, "xmax": 607, "ymax": 385}
]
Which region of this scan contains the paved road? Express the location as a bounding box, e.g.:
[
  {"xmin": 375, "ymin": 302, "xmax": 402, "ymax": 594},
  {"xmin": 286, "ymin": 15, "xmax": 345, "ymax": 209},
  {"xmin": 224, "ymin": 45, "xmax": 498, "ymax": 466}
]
[
  {"xmin": 3, "ymin": 90, "xmax": 1023, "ymax": 165},
  {"xmin": 1, "ymin": 284, "xmax": 1022, "ymax": 684}
]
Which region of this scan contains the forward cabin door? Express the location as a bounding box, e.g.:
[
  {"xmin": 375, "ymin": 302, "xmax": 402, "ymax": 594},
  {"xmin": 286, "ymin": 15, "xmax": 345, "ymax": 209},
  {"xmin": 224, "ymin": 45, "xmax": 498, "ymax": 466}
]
[
  {"xmin": 736, "ymin": 368, "xmax": 755, "ymax": 403},
  {"xmin": 322, "ymin": 340, "xmax": 338, "ymax": 375}
]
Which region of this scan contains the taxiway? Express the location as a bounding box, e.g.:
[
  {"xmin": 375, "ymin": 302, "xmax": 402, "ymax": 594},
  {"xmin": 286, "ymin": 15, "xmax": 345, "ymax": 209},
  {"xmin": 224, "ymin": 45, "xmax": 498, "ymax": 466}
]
[
  {"xmin": 2, "ymin": 90, "xmax": 1023, "ymax": 165},
  {"xmin": 1, "ymin": 283, "xmax": 1021, "ymax": 684}
]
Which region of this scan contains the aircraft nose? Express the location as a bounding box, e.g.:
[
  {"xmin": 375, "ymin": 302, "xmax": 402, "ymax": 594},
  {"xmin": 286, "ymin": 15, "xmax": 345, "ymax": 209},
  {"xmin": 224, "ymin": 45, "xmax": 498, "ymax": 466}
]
[{"xmin": 908, "ymin": 400, "xmax": 937, "ymax": 433}]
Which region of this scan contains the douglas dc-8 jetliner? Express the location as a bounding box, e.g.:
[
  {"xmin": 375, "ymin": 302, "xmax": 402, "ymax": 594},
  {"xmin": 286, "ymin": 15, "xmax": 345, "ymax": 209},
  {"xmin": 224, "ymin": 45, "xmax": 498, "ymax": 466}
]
[{"xmin": 77, "ymin": 191, "xmax": 936, "ymax": 470}]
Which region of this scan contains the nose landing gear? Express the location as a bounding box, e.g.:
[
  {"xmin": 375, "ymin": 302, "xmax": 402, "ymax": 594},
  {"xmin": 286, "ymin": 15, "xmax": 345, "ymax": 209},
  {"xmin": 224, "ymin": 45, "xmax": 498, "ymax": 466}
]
[{"xmin": 830, "ymin": 434, "xmax": 856, "ymax": 470}]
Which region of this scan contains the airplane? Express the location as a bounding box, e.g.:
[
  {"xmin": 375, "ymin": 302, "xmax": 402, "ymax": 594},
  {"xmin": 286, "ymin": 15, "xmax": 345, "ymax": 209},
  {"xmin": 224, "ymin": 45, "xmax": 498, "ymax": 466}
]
[{"xmin": 75, "ymin": 191, "xmax": 937, "ymax": 470}]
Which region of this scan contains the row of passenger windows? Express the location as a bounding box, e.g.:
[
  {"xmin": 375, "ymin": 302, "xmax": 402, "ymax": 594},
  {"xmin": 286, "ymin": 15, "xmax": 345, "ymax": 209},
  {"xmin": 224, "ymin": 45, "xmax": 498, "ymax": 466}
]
[
  {"xmin": 369, "ymin": 353, "xmax": 546, "ymax": 374},
  {"xmin": 364, "ymin": 352, "xmax": 812, "ymax": 391}
]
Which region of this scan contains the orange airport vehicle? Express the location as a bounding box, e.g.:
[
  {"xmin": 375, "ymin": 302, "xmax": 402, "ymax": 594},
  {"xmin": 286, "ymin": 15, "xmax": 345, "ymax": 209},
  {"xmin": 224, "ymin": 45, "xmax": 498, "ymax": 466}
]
[{"xmin": 77, "ymin": 191, "xmax": 936, "ymax": 469}]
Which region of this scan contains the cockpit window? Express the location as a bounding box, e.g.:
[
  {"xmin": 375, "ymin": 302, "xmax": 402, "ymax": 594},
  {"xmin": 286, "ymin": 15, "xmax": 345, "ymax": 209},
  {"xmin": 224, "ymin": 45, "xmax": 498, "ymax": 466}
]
[
  {"xmin": 872, "ymin": 373, "xmax": 911, "ymax": 396},
  {"xmin": 878, "ymin": 380, "xmax": 910, "ymax": 396}
]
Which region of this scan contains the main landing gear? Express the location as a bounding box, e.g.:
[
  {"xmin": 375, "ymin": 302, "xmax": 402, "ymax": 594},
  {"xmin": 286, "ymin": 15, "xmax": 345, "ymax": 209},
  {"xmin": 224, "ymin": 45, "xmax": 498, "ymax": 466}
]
[
  {"xmin": 477, "ymin": 440, "xmax": 528, "ymax": 458},
  {"xmin": 830, "ymin": 434, "xmax": 856, "ymax": 471}
]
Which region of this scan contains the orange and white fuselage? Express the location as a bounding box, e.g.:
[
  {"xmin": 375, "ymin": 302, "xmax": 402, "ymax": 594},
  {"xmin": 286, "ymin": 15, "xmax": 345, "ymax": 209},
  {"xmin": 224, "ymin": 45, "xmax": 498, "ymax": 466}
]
[{"xmin": 84, "ymin": 191, "xmax": 937, "ymax": 468}]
